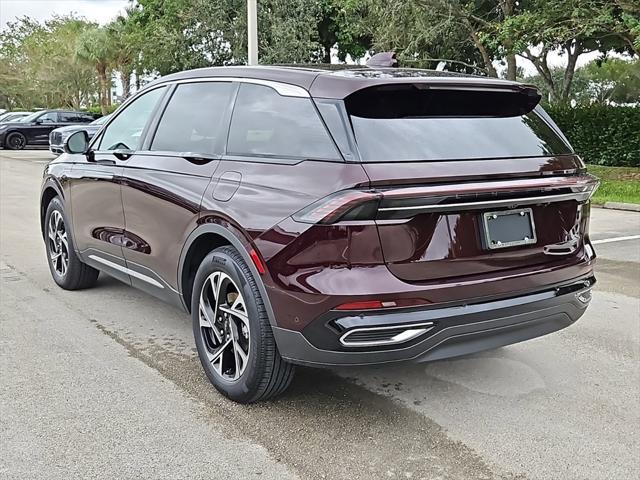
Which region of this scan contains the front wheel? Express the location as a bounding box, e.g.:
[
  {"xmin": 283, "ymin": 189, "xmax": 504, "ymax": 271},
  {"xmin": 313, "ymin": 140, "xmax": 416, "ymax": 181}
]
[
  {"xmin": 6, "ymin": 132, "xmax": 26, "ymax": 150},
  {"xmin": 191, "ymin": 246, "xmax": 295, "ymax": 403},
  {"xmin": 44, "ymin": 196, "xmax": 99, "ymax": 290}
]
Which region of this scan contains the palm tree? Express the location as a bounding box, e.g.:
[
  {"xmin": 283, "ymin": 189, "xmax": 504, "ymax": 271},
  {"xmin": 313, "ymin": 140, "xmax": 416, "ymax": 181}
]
[
  {"xmin": 76, "ymin": 27, "xmax": 113, "ymax": 115},
  {"xmin": 109, "ymin": 11, "xmax": 139, "ymax": 101}
]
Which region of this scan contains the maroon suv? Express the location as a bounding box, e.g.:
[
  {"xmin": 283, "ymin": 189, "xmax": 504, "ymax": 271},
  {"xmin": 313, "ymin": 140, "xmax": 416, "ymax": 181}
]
[{"xmin": 41, "ymin": 66, "xmax": 597, "ymax": 403}]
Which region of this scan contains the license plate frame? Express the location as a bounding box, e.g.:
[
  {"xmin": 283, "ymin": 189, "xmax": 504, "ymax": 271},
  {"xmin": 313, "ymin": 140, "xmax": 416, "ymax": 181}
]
[{"xmin": 482, "ymin": 208, "xmax": 537, "ymax": 250}]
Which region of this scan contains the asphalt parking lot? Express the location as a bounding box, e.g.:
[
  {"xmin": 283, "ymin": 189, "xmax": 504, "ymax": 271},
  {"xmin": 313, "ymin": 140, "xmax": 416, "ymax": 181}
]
[{"xmin": 1, "ymin": 149, "xmax": 638, "ymax": 480}]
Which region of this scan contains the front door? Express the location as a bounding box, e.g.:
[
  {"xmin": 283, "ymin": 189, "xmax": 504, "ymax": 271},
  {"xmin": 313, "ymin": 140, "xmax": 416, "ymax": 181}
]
[
  {"xmin": 67, "ymin": 157, "xmax": 127, "ymax": 283},
  {"xmin": 30, "ymin": 111, "xmax": 60, "ymax": 144},
  {"xmin": 69, "ymin": 86, "xmax": 168, "ymax": 284}
]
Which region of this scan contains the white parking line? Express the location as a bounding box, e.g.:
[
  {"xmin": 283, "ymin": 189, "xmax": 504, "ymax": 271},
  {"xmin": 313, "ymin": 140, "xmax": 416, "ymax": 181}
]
[{"xmin": 592, "ymin": 235, "xmax": 640, "ymax": 245}]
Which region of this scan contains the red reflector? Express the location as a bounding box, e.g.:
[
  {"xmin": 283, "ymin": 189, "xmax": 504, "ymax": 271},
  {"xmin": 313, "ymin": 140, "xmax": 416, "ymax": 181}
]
[
  {"xmin": 335, "ymin": 298, "xmax": 429, "ymax": 311},
  {"xmin": 249, "ymin": 248, "xmax": 266, "ymax": 275},
  {"xmin": 335, "ymin": 300, "xmax": 385, "ymax": 310}
]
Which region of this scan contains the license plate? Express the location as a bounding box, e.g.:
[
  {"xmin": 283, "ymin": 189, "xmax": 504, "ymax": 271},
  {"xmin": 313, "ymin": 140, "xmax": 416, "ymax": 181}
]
[{"xmin": 482, "ymin": 208, "xmax": 537, "ymax": 250}]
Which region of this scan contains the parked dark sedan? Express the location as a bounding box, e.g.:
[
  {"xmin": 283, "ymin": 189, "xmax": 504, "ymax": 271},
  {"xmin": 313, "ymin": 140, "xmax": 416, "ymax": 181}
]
[
  {"xmin": 40, "ymin": 65, "xmax": 597, "ymax": 403},
  {"xmin": 49, "ymin": 114, "xmax": 111, "ymax": 154},
  {"xmin": 0, "ymin": 109, "xmax": 97, "ymax": 150}
]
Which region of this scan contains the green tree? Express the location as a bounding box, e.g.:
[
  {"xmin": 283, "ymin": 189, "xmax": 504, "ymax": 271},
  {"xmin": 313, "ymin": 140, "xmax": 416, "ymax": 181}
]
[
  {"xmin": 76, "ymin": 27, "xmax": 115, "ymax": 115},
  {"xmin": 315, "ymin": 0, "xmax": 373, "ymax": 63},
  {"xmin": 495, "ymin": 0, "xmax": 637, "ymax": 103},
  {"xmin": 616, "ymin": 0, "xmax": 639, "ymax": 55},
  {"xmin": 358, "ymin": 1, "xmax": 524, "ymax": 78},
  {"xmin": 128, "ymin": 0, "xmax": 372, "ymax": 74},
  {"xmin": 233, "ymin": 0, "xmax": 324, "ymax": 64},
  {"xmin": 108, "ymin": 10, "xmax": 140, "ymax": 100},
  {"xmin": 525, "ymin": 56, "xmax": 639, "ymax": 105},
  {"xmin": 130, "ymin": 0, "xmax": 237, "ymax": 75},
  {"xmin": 579, "ymin": 57, "xmax": 640, "ymax": 103},
  {"xmin": 0, "ymin": 16, "xmax": 97, "ymax": 110}
]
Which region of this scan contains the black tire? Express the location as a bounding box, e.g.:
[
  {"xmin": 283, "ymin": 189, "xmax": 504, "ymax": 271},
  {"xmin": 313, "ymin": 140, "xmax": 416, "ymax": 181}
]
[
  {"xmin": 6, "ymin": 132, "xmax": 26, "ymax": 150},
  {"xmin": 44, "ymin": 196, "xmax": 99, "ymax": 290},
  {"xmin": 191, "ymin": 246, "xmax": 295, "ymax": 403}
]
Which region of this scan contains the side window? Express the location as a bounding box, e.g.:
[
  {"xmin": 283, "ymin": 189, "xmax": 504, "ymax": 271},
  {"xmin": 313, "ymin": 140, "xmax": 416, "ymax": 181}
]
[
  {"xmin": 59, "ymin": 112, "xmax": 81, "ymax": 123},
  {"xmin": 38, "ymin": 112, "xmax": 58, "ymax": 123},
  {"xmin": 99, "ymin": 87, "xmax": 166, "ymax": 151},
  {"xmin": 151, "ymin": 82, "xmax": 233, "ymax": 155},
  {"xmin": 227, "ymin": 83, "xmax": 339, "ymax": 160},
  {"xmin": 316, "ymin": 100, "xmax": 354, "ymax": 160},
  {"xmin": 79, "ymin": 113, "xmax": 95, "ymax": 123}
]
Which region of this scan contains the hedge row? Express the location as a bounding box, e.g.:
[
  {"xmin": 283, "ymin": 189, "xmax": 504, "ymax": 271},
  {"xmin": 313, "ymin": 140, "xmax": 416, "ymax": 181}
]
[{"xmin": 546, "ymin": 104, "xmax": 639, "ymax": 167}]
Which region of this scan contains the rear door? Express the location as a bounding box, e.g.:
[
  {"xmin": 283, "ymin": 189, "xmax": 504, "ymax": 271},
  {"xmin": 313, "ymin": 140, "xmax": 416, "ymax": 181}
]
[
  {"xmin": 344, "ymin": 84, "xmax": 596, "ymax": 283},
  {"xmin": 119, "ymin": 80, "xmax": 235, "ymax": 301},
  {"xmin": 59, "ymin": 111, "xmax": 94, "ymax": 126}
]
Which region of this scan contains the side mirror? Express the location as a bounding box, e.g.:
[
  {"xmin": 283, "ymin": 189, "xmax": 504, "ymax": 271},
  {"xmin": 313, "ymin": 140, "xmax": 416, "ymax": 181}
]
[
  {"xmin": 64, "ymin": 130, "xmax": 89, "ymax": 154},
  {"xmin": 34, "ymin": 119, "xmax": 42, "ymax": 125}
]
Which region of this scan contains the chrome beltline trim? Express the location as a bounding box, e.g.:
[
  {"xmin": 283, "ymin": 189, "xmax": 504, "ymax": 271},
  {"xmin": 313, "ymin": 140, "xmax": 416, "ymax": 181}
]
[
  {"xmin": 379, "ymin": 191, "xmax": 591, "ymax": 213},
  {"xmin": 88, "ymin": 254, "xmax": 164, "ymax": 289}
]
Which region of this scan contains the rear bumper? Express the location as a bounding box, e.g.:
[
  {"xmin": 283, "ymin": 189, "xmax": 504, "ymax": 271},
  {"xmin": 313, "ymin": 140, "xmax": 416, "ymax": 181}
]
[{"xmin": 273, "ymin": 276, "xmax": 594, "ymax": 367}]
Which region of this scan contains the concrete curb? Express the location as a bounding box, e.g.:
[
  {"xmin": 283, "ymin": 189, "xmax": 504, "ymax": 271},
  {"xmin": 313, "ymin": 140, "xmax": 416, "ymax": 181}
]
[{"xmin": 599, "ymin": 202, "xmax": 640, "ymax": 212}]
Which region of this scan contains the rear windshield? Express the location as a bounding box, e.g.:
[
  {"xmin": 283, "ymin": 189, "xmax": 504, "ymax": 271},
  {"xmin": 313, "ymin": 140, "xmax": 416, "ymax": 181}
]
[{"xmin": 345, "ymin": 85, "xmax": 572, "ymax": 161}]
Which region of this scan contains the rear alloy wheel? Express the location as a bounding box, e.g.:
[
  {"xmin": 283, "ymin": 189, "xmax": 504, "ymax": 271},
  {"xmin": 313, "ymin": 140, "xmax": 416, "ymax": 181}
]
[
  {"xmin": 6, "ymin": 132, "xmax": 26, "ymax": 150},
  {"xmin": 199, "ymin": 271, "xmax": 251, "ymax": 380},
  {"xmin": 192, "ymin": 246, "xmax": 295, "ymax": 403}
]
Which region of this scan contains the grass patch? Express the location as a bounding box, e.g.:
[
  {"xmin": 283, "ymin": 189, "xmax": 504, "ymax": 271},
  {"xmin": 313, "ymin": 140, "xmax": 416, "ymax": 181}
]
[{"xmin": 587, "ymin": 165, "xmax": 640, "ymax": 205}]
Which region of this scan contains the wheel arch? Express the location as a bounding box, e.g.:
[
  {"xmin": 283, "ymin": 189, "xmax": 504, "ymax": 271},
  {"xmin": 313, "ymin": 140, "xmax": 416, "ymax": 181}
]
[
  {"xmin": 178, "ymin": 224, "xmax": 278, "ymax": 327},
  {"xmin": 40, "ymin": 180, "xmax": 64, "ymax": 240}
]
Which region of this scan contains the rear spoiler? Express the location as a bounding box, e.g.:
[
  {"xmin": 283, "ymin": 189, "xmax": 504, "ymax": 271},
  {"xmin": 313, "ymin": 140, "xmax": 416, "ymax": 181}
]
[{"xmin": 344, "ymin": 82, "xmax": 541, "ymax": 118}]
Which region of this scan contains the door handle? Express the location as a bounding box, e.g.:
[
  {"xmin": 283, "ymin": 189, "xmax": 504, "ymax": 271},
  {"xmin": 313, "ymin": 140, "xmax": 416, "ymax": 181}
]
[
  {"xmin": 88, "ymin": 156, "xmax": 116, "ymax": 166},
  {"xmin": 182, "ymin": 154, "xmax": 217, "ymax": 165},
  {"xmin": 113, "ymin": 149, "xmax": 134, "ymax": 161}
]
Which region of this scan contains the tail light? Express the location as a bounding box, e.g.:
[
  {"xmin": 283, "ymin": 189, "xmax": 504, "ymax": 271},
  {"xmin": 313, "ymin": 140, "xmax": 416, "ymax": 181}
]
[
  {"xmin": 293, "ymin": 175, "xmax": 599, "ymax": 225},
  {"xmin": 292, "ymin": 190, "xmax": 381, "ymax": 224}
]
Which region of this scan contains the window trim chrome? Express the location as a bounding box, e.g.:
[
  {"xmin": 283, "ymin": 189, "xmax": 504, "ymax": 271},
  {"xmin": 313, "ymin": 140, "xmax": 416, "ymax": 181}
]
[{"xmin": 166, "ymin": 77, "xmax": 310, "ymax": 98}]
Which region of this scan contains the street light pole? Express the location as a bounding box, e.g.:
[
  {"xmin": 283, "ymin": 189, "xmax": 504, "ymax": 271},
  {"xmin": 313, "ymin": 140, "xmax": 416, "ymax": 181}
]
[{"xmin": 247, "ymin": 0, "xmax": 258, "ymax": 65}]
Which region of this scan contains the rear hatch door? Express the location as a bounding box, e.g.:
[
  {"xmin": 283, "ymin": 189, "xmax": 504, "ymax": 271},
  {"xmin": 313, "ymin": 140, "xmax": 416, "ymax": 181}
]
[{"xmin": 346, "ymin": 82, "xmax": 597, "ymax": 283}]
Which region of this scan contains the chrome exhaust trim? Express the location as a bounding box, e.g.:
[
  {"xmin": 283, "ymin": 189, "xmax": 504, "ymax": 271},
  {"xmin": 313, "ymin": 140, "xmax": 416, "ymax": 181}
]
[{"xmin": 339, "ymin": 322, "xmax": 434, "ymax": 347}]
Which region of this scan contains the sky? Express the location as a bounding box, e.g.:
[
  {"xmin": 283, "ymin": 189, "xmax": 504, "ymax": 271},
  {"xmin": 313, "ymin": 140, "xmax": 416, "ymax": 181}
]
[
  {"xmin": 0, "ymin": 0, "xmax": 602, "ymax": 77},
  {"xmin": 0, "ymin": 0, "xmax": 129, "ymax": 29}
]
